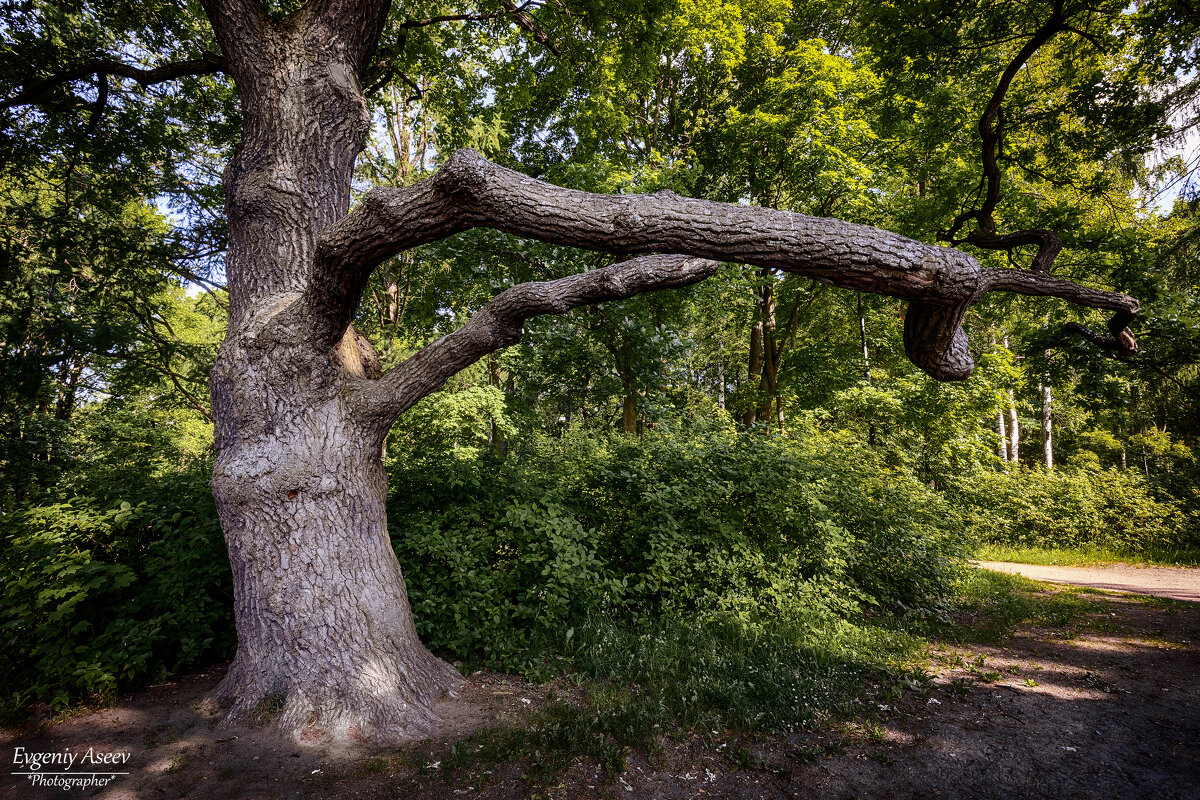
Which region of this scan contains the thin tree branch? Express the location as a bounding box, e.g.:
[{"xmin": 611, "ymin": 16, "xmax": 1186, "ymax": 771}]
[
  {"xmin": 983, "ymin": 270, "xmax": 1137, "ymax": 356},
  {"xmin": 0, "ymin": 53, "xmax": 228, "ymax": 111},
  {"xmin": 498, "ymin": 0, "xmax": 561, "ymax": 55},
  {"xmin": 1063, "ymin": 24, "xmax": 1107, "ymax": 51},
  {"xmin": 1059, "ymin": 321, "xmax": 1133, "ymax": 353},
  {"xmin": 120, "ymin": 351, "xmax": 215, "ymax": 422},
  {"xmin": 940, "ymin": 0, "xmax": 1084, "ymax": 272},
  {"xmin": 366, "ymin": 66, "xmax": 423, "ymax": 102},
  {"xmin": 397, "ymin": 11, "xmax": 504, "ymax": 28},
  {"xmin": 365, "ymin": 3, "xmax": 559, "ymax": 94},
  {"xmin": 122, "ymin": 299, "xmax": 216, "ymax": 421},
  {"xmin": 356, "ymin": 254, "xmax": 718, "ymax": 424},
  {"xmin": 1046, "ymin": 324, "xmax": 1200, "ymax": 403}
]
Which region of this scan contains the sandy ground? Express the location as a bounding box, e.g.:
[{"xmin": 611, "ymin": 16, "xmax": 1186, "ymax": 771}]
[
  {"xmin": 977, "ymin": 561, "xmax": 1200, "ymax": 603},
  {"xmin": 2, "ymin": 578, "xmax": 1197, "ymax": 799}
]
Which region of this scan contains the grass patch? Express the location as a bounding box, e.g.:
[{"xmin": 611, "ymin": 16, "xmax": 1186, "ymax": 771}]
[
  {"xmin": 947, "ymin": 569, "xmax": 1093, "ymax": 638},
  {"xmin": 568, "ymin": 608, "xmax": 926, "ymax": 735},
  {"xmin": 974, "ymin": 543, "xmax": 1200, "ymax": 567},
  {"xmin": 426, "ymin": 605, "xmax": 929, "ymax": 784},
  {"xmin": 406, "ymin": 570, "xmax": 1134, "ymax": 793},
  {"xmin": 422, "ymin": 571, "xmax": 1100, "ymax": 785}
]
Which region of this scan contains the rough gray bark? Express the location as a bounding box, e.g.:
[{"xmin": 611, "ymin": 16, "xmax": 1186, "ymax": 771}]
[
  {"xmin": 197, "ymin": 0, "xmax": 465, "ymax": 743},
  {"xmin": 314, "ymin": 149, "xmax": 1139, "ymax": 388},
  {"xmin": 175, "ymin": 0, "xmax": 1140, "ymax": 743}
]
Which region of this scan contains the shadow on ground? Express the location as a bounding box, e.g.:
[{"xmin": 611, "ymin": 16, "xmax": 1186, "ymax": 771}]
[{"xmin": 2, "ymin": 591, "xmax": 1197, "ymax": 800}]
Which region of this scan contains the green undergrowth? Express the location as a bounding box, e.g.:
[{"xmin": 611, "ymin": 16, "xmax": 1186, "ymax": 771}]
[
  {"xmin": 7, "ymin": 424, "xmax": 1190, "ymax": 731},
  {"xmin": 427, "ymin": 606, "xmax": 926, "ymax": 781},
  {"xmin": 0, "ymin": 471, "xmax": 233, "ymax": 720},
  {"xmin": 974, "ymin": 543, "xmax": 1200, "ymax": 567},
  {"xmin": 918, "ymin": 568, "xmax": 1096, "ymax": 644},
  {"xmin": 389, "ymin": 427, "xmax": 966, "ymax": 678},
  {"xmin": 413, "ymin": 568, "xmax": 1092, "ymax": 784},
  {"xmin": 951, "ymin": 466, "xmax": 1198, "ymax": 558}
]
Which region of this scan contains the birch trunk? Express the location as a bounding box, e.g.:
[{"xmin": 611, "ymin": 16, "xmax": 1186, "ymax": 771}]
[
  {"xmin": 997, "ymin": 408, "xmax": 1009, "ymax": 464},
  {"xmin": 1007, "ymin": 392, "xmax": 1020, "ymax": 463},
  {"xmin": 1040, "ymin": 381, "xmax": 1054, "ymax": 469}
]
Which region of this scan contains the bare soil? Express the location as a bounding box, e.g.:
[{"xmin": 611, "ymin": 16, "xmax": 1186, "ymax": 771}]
[
  {"xmin": 976, "ymin": 561, "xmax": 1200, "ymax": 603},
  {"xmin": 3, "ymin": 583, "xmax": 1198, "ymax": 800}
]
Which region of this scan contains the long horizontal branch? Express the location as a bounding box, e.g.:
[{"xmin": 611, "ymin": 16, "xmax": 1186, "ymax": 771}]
[
  {"xmin": 355, "ymin": 255, "xmax": 718, "ymax": 425},
  {"xmin": 397, "ymin": 11, "xmax": 504, "ymax": 28},
  {"xmin": 0, "ymin": 53, "xmax": 227, "ymax": 110},
  {"xmin": 312, "ymin": 149, "xmax": 987, "ymax": 335},
  {"xmin": 312, "ymin": 148, "xmax": 1139, "ymax": 387},
  {"xmin": 980, "ymin": 268, "xmax": 1137, "ymax": 313}
]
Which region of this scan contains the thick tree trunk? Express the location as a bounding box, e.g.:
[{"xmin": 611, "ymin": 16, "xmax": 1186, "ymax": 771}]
[
  {"xmin": 208, "ymin": 405, "xmax": 459, "ymax": 740},
  {"xmin": 622, "ymin": 389, "xmax": 638, "ymax": 434},
  {"xmin": 202, "ymin": 4, "xmax": 459, "ymax": 741},
  {"xmin": 55, "ymin": 355, "xmax": 84, "ymax": 420}
]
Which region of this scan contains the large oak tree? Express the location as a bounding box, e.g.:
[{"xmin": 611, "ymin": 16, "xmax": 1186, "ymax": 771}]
[{"xmin": 3, "ymin": 0, "xmax": 1144, "ymax": 741}]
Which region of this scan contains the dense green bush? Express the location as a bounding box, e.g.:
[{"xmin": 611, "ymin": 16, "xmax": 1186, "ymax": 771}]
[
  {"xmin": 0, "ymin": 473, "xmax": 233, "ymax": 716},
  {"xmin": 389, "ymin": 426, "xmax": 966, "ymax": 673},
  {"xmin": 951, "ymin": 465, "xmax": 1193, "ymax": 552}
]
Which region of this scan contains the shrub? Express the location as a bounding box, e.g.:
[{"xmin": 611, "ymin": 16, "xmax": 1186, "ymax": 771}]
[
  {"xmin": 0, "ymin": 473, "xmax": 233, "ymax": 716},
  {"xmin": 950, "ymin": 465, "xmax": 1191, "ymax": 553},
  {"xmin": 389, "ymin": 426, "xmax": 966, "ymax": 673}
]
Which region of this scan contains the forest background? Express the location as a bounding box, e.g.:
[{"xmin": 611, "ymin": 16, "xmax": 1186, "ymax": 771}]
[{"xmin": 1, "ymin": 0, "xmax": 1197, "ymax": 725}]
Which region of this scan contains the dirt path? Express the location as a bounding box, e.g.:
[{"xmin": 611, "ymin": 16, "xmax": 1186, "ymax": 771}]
[
  {"xmin": 977, "ymin": 560, "xmax": 1200, "ymax": 602},
  {"xmin": 3, "ymin": 587, "xmax": 1197, "ymax": 800}
]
